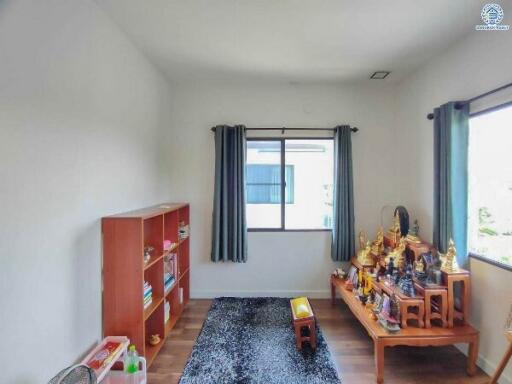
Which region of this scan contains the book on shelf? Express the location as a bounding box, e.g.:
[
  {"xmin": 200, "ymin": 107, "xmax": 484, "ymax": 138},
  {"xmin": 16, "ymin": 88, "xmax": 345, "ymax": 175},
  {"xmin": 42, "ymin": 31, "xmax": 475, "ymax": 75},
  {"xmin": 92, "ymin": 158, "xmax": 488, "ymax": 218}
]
[
  {"xmin": 164, "ymin": 272, "xmax": 175, "ymax": 293},
  {"xmin": 143, "ymin": 281, "xmax": 153, "ymax": 309},
  {"xmin": 164, "ymin": 300, "xmax": 171, "ymax": 323}
]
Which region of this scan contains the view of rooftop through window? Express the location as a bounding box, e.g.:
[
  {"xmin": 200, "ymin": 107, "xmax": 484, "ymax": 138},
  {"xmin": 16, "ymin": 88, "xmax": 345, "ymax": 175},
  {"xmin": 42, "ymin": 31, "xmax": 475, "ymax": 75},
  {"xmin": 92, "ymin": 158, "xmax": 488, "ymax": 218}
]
[{"xmin": 468, "ymin": 105, "xmax": 512, "ymax": 267}]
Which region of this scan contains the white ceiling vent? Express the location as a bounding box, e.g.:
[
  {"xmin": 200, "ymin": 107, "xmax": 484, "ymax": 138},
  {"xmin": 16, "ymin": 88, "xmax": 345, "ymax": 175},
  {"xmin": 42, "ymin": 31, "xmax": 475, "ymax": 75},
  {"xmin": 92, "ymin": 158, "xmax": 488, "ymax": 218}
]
[{"xmin": 370, "ymin": 71, "xmax": 391, "ymax": 79}]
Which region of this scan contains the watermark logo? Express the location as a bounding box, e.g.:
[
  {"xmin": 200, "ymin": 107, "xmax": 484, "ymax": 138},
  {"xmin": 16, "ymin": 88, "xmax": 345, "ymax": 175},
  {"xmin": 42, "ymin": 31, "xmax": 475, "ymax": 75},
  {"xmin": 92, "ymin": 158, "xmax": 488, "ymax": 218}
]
[{"xmin": 476, "ymin": 3, "xmax": 510, "ymax": 30}]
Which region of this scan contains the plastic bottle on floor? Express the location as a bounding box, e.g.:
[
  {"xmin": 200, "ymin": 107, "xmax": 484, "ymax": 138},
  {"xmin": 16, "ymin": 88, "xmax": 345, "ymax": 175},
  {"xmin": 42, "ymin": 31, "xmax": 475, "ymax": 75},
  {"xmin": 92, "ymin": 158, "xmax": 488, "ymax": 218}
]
[{"xmin": 124, "ymin": 345, "xmax": 139, "ymax": 383}]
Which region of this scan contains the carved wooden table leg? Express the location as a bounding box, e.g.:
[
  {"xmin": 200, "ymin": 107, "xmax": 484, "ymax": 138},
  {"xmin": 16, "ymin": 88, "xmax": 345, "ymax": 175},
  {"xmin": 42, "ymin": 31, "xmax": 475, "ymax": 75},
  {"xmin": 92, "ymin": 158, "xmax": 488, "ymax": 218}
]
[
  {"xmin": 424, "ymin": 291, "xmax": 432, "ymax": 328},
  {"xmin": 461, "ymin": 275, "xmax": 471, "ymax": 325},
  {"xmin": 446, "ymin": 276, "xmax": 455, "ymax": 328},
  {"xmin": 310, "ymin": 319, "xmax": 317, "ymax": 349},
  {"xmin": 374, "ymin": 339, "xmax": 385, "ymax": 384},
  {"xmin": 439, "ymin": 290, "xmax": 448, "ymax": 328},
  {"xmin": 399, "ymin": 300, "xmax": 409, "ymax": 329},
  {"xmin": 467, "ymin": 334, "xmax": 479, "ymax": 376},
  {"xmin": 417, "ymin": 300, "xmax": 425, "ymax": 328},
  {"xmin": 294, "ymin": 324, "xmax": 303, "ymax": 350}
]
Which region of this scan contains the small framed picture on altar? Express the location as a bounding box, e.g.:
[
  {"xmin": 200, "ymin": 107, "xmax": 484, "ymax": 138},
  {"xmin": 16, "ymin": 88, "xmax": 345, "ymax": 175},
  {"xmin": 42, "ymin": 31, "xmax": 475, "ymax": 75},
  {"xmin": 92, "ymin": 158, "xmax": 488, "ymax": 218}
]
[
  {"xmin": 374, "ymin": 292, "xmax": 382, "ymax": 307},
  {"xmin": 348, "ymin": 266, "xmax": 357, "ymax": 282}
]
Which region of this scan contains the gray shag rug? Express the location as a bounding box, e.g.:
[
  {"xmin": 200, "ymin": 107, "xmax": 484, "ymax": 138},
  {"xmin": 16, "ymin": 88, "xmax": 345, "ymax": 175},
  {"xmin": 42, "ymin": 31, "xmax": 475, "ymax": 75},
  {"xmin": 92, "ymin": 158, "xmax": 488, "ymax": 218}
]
[{"xmin": 179, "ymin": 297, "xmax": 341, "ymax": 384}]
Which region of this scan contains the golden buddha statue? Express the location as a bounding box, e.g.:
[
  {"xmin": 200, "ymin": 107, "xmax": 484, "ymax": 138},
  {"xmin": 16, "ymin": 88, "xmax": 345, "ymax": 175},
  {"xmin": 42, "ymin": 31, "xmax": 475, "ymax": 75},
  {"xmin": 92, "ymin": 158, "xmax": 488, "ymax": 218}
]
[
  {"xmin": 387, "ymin": 213, "xmax": 401, "ymax": 245},
  {"xmin": 358, "ymin": 230, "xmax": 366, "ymax": 251},
  {"xmin": 357, "ymin": 240, "xmax": 374, "ymax": 266},
  {"xmin": 363, "ymin": 273, "xmax": 373, "ymax": 296},
  {"xmin": 371, "ymin": 227, "xmax": 384, "ymax": 256},
  {"xmin": 414, "ymin": 254, "xmax": 425, "ymax": 274},
  {"xmin": 440, "ymin": 238, "xmax": 459, "ymax": 273},
  {"xmin": 406, "ymin": 219, "xmax": 421, "ymax": 244},
  {"xmin": 385, "ymin": 236, "xmax": 407, "ymax": 271}
]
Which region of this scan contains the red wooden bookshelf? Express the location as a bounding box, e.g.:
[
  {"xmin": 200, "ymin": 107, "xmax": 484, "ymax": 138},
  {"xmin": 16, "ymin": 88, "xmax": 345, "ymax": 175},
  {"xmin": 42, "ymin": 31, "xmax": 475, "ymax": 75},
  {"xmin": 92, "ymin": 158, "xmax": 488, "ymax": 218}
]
[{"xmin": 102, "ymin": 203, "xmax": 190, "ymax": 367}]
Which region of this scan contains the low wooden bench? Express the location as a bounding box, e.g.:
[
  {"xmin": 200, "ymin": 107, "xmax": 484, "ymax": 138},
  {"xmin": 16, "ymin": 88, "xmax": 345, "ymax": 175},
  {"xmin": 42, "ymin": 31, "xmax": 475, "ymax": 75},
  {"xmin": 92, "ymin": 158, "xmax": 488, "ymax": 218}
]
[
  {"xmin": 290, "ymin": 297, "xmax": 317, "ymax": 350},
  {"xmin": 331, "ymin": 275, "xmax": 479, "ymax": 383}
]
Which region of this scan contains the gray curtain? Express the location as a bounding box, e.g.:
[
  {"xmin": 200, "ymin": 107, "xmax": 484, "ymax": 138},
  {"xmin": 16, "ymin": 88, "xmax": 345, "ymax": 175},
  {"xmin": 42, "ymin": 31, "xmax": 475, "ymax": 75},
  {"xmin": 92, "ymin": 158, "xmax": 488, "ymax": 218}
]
[
  {"xmin": 211, "ymin": 125, "xmax": 248, "ymax": 263},
  {"xmin": 331, "ymin": 125, "xmax": 355, "ymax": 262},
  {"xmin": 433, "ymin": 102, "xmax": 469, "ymax": 267}
]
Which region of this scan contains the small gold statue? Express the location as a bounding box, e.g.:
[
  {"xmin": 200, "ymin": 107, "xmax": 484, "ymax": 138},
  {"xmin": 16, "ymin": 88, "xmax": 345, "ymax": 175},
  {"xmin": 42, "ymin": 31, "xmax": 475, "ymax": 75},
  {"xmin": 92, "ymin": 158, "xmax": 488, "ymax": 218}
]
[
  {"xmin": 390, "ymin": 213, "xmax": 400, "ymax": 232},
  {"xmin": 440, "ymin": 238, "xmax": 459, "ymax": 272},
  {"xmin": 406, "ymin": 219, "xmax": 421, "ymax": 243},
  {"xmin": 363, "ymin": 273, "xmax": 373, "ymax": 296},
  {"xmin": 385, "ymin": 236, "xmax": 407, "ymax": 271},
  {"xmin": 371, "ymin": 227, "xmax": 384, "ymax": 256},
  {"xmin": 358, "ymin": 230, "xmax": 366, "ymax": 251},
  {"xmin": 357, "ymin": 241, "xmax": 374, "ymax": 266},
  {"xmin": 387, "ymin": 213, "xmax": 401, "ymax": 246},
  {"xmin": 414, "ymin": 255, "xmax": 425, "ymax": 274}
]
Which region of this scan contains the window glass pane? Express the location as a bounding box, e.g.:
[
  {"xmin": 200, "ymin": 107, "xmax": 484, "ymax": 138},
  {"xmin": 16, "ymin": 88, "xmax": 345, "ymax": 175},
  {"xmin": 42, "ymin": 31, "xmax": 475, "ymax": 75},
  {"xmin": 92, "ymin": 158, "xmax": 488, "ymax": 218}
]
[
  {"xmin": 284, "ymin": 139, "xmax": 334, "ymax": 229},
  {"xmin": 247, "ymin": 165, "xmax": 284, "ymax": 203},
  {"xmin": 468, "ymin": 106, "xmax": 512, "ymax": 267},
  {"xmin": 246, "ymin": 141, "xmax": 282, "ymax": 228}
]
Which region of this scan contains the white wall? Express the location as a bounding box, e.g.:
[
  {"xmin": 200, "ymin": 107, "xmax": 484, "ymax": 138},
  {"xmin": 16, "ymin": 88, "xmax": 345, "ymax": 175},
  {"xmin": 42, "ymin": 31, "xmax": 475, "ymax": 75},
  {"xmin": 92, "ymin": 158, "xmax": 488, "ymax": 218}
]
[
  {"xmin": 167, "ymin": 82, "xmax": 398, "ymax": 298},
  {"xmin": 0, "ymin": 1, "xmax": 173, "ymax": 382},
  {"xmin": 394, "ymin": 30, "xmax": 512, "ymax": 383}
]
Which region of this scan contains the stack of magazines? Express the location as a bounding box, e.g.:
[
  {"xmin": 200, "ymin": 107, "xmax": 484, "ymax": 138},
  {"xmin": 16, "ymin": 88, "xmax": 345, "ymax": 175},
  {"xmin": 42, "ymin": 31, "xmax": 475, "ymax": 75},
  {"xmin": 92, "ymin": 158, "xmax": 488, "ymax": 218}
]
[
  {"xmin": 164, "ymin": 272, "xmax": 175, "ymax": 293},
  {"xmin": 164, "ymin": 299, "xmax": 171, "ymax": 323},
  {"xmin": 143, "ymin": 281, "xmax": 153, "ymax": 309}
]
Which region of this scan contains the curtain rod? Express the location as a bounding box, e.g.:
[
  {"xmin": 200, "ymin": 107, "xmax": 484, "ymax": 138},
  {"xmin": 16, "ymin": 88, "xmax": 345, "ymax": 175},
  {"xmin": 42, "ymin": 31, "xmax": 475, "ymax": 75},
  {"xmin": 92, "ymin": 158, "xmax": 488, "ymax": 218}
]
[
  {"xmin": 426, "ymin": 81, "xmax": 512, "ymax": 120},
  {"xmin": 210, "ymin": 126, "xmax": 359, "ymax": 133}
]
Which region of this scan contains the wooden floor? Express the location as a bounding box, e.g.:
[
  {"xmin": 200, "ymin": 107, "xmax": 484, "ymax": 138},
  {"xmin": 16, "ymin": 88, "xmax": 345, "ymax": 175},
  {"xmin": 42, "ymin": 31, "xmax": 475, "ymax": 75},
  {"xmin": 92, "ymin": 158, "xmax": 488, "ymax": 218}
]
[{"xmin": 149, "ymin": 299, "xmax": 490, "ymax": 384}]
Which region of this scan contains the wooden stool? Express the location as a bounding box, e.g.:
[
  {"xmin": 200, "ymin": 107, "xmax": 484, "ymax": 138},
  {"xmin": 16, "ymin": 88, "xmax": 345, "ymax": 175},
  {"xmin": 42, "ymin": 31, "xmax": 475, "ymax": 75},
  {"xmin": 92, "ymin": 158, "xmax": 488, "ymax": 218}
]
[
  {"xmin": 442, "ymin": 269, "xmax": 471, "ymax": 328},
  {"xmin": 290, "ymin": 298, "xmax": 317, "ymax": 350},
  {"xmin": 398, "ymin": 298, "xmax": 425, "ymax": 328},
  {"xmin": 406, "ymin": 241, "xmax": 432, "ymax": 260},
  {"xmin": 415, "ymin": 283, "xmax": 448, "ymax": 328}
]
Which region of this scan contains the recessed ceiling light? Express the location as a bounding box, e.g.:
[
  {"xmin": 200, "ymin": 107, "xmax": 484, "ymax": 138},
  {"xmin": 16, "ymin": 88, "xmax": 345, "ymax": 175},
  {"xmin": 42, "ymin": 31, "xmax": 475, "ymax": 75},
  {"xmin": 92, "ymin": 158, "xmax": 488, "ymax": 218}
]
[{"xmin": 370, "ymin": 71, "xmax": 390, "ymax": 79}]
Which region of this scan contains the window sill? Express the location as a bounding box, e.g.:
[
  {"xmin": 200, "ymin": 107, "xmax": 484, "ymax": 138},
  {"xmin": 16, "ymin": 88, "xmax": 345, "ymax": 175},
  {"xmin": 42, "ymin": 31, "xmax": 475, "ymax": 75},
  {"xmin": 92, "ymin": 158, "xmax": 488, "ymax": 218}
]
[
  {"xmin": 248, "ymin": 228, "xmax": 332, "ymax": 233},
  {"xmin": 469, "ymin": 252, "xmax": 512, "ymax": 272}
]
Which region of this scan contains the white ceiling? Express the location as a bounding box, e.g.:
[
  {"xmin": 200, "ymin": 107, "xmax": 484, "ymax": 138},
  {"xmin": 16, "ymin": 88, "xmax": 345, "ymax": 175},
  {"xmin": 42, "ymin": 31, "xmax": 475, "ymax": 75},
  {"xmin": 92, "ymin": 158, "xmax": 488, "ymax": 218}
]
[{"xmin": 96, "ymin": 0, "xmax": 483, "ymax": 84}]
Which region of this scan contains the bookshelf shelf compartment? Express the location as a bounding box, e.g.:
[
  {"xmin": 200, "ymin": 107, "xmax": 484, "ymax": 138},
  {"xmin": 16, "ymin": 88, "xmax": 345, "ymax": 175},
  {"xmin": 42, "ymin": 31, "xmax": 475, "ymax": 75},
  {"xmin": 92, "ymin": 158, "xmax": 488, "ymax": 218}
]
[
  {"xmin": 144, "ymin": 254, "xmax": 164, "ymax": 271},
  {"xmin": 144, "ymin": 297, "xmax": 163, "ymax": 321},
  {"xmin": 102, "ymin": 203, "xmax": 190, "ymax": 368},
  {"xmin": 164, "ymin": 282, "xmax": 177, "ymax": 297}
]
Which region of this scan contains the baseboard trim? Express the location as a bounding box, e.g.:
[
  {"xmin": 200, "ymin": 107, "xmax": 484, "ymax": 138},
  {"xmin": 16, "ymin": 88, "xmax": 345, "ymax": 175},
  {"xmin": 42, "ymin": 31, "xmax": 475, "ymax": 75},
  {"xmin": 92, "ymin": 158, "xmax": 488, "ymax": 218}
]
[
  {"xmin": 456, "ymin": 344, "xmax": 511, "ymax": 384},
  {"xmin": 191, "ymin": 289, "xmax": 331, "ymax": 299}
]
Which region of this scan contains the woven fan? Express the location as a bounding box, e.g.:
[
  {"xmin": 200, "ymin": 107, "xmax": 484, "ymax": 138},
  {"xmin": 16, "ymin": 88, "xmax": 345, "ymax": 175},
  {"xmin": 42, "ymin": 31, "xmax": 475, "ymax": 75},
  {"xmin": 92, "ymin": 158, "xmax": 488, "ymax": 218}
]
[{"xmin": 48, "ymin": 364, "xmax": 96, "ymax": 384}]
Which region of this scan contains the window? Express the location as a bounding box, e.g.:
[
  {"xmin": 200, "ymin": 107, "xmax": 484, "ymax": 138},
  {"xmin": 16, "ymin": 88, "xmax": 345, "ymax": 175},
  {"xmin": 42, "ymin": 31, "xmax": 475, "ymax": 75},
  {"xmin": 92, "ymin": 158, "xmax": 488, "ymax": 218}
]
[
  {"xmin": 468, "ymin": 105, "xmax": 512, "ymax": 269},
  {"xmin": 246, "ymin": 139, "xmax": 334, "ymax": 230}
]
